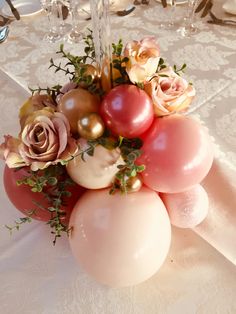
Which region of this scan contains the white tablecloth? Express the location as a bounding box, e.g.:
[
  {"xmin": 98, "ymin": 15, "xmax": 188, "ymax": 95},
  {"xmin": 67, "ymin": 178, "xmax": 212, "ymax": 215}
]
[{"xmin": 0, "ymin": 1, "xmax": 236, "ymax": 313}]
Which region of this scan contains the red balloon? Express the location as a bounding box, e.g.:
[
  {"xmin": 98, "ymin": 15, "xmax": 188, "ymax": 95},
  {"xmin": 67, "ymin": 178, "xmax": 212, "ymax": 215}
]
[
  {"xmin": 100, "ymin": 84, "xmax": 154, "ymax": 138},
  {"xmin": 137, "ymin": 115, "xmax": 214, "ymax": 193},
  {"xmin": 4, "ymin": 166, "xmax": 85, "ymax": 222}
]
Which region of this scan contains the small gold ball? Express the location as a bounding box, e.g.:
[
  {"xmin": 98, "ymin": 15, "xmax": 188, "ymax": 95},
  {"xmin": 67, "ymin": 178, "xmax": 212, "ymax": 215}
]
[
  {"xmin": 126, "ymin": 176, "xmax": 143, "ymax": 193},
  {"xmin": 77, "ymin": 64, "xmax": 98, "ymax": 88},
  {"xmin": 77, "ymin": 113, "xmax": 105, "ymax": 140}
]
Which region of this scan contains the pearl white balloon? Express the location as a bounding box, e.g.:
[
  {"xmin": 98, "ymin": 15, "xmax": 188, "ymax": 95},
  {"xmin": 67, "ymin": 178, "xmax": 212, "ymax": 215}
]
[
  {"xmin": 69, "ymin": 187, "xmax": 171, "ymax": 287},
  {"xmin": 161, "ymin": 184, "xmax": 209, "ymax": 228},
  {"xmin": 67, "ymin": 139, "xmax": 124, "ymax": 189}
]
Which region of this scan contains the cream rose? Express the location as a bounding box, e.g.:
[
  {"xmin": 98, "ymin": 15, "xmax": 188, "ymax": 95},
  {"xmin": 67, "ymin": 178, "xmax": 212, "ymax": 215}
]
[
  {"xmin": 124, "ymin": 36, "xmax": 160, "ymax": 84},
  {"xmin": 144, "ymin": 67, "xmax": 196, "ymax": 116},
  {"xmin": 18, "ymin": 108, "xmax": 78, "ymax": 171}
]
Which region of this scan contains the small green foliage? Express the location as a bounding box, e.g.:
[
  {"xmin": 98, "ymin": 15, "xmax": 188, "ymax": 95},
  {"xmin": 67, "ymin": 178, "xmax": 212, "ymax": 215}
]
[
  {"xmin": 173, "ymin": 63, "xmax": 187, "ymax": 76},
  {"xmin": 28, "ymin": 85, "xmax": 62, "ymax": 103},
  {"xmin": 136, "ymin": 82, "xmax": 144, "ymax": 89},
  {"xmin": 10, "ymin": 165, "xmax": 75, "ymax": 245},
  {"xmin": 5, "ymin": 211, "xmax": 35, "ymax": 235},
  {"xmin": 157, "ymin": 57, "xmax": 167, "ymax": 72},
  {"xmin": 110, "ymin": 137, "xmax": 145, "ymax": 194},
  {"xmin": 112, "ymin": 39, "xmax": 123, "ymax": 56},
  {"xmin": 46, "ymin": 31, "xmax": 100, "ymax": 96},
  {"xmin": 111, "ymin": 39, "xmax": 130, "ymax": 86}
]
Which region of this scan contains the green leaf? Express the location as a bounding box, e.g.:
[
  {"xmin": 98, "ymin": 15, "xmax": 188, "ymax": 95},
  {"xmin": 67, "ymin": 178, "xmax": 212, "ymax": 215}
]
[
  {"xmin": 136, "ymin": 164, "xmax": 145, "ymax": 172},
  {"xmin": 130, "ymin": 169, "xmax": 137, "ymax": 177},
  {"xmin": 48, "ymin": 177, "xmax": 58, "ymax": 186},
  {"xmin": 48, "ymin": 207, "xmax": 56, "ymax": 212}
]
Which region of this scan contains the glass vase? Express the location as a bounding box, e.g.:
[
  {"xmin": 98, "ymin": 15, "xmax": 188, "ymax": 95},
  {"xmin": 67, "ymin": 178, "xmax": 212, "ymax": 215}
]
[{"xmin": 89, "ymin": 0, "xmax": 112, "ymax": 92}]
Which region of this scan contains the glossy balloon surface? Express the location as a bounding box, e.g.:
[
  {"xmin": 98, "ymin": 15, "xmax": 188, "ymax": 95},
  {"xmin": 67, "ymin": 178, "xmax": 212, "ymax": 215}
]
[
  {"xmin": 161, "ymin": 184, "xmax": 209, "ymax": 228},
  {"xmin": 138, "ymin": 115, "xmax": 214, "ymax": 193},
  {"xmin": 100, "ymin": 84, "xmax": 154, "ymax": 138},
  {"xmin": 67, "ymin": 139, "xmax": 124, "ymax": 189},
  {"xmin": 4, "ymin": 166, "xmax": 85, "ymax": 222},
  {"xmin": 77, "ymin": 112, "xmax": 105, "ymax": 140},
  {"xmin": 69, "ymin": 187, "xmax": 171, "ymax": 287},
  {"xmin": 58, "ymin": 88, "xmax": 100, "ymax": 133}
]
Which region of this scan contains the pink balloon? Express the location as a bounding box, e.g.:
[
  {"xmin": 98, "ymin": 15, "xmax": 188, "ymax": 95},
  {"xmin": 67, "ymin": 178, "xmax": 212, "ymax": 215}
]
[
  {"xmin": 69, "ymin": 187, "xmax": 171, "ymax": 287},
  {"xmin": 161, "ymin": 184, "xmax": 209, "ymax": 228},
  {"xmin": 4, "ymin": 165, "xmax": 85, "ymax": 222},
  {"xmin": 100, "ymin": 84, "xmax": 154, "ymax": 138},
  {"xmin": 138, "ymin": 115, "xmax": 214, "ymax": 193}
]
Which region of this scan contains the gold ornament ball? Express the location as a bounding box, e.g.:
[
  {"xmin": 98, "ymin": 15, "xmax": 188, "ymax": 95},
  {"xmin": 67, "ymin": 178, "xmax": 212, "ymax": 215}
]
[
  {"xmin": 126, "ymin": 176, "xmax": 143, "ymax": 193},
  {"xmin": 77, "ymin": 64, "xmax": 98, "ymax": 88},
  {"xmin": 78, "ymin": 113, "xmax": 105, "ymax": 140}
]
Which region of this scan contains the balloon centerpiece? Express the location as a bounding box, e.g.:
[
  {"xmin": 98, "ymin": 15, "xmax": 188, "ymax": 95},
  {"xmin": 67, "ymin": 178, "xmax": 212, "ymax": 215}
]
[{"xmin": 0, "ymin": 2, "xmax": 214, "ymax": 287}]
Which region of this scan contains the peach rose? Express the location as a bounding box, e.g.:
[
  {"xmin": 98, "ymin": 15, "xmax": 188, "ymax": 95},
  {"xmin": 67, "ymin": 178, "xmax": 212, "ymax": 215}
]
[
  {"xmin": 124, "ymin": 36, "xmax": 160, "ymax": 84},
  {"xmin": 0, "ymin": 135, "xmax": 25, "ymax": 168},
  {"xmin": 144, "ymin": 67, "xmax": 195, "ymax": 116},
  {"xmin": 17, "ymin": 108, "xmax": 78, "ymax": 171},
  {"xmin": 19, "ymin": 94, "xmax": 56, "ymax": 128}
]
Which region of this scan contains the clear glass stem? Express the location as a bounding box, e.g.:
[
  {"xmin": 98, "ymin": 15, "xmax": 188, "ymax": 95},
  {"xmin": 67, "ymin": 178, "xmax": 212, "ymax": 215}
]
[
  {"xmin": 177, "ymin": 0, "xmax": 198, "ymax": 36},
  {"xmin": 67, "ymin": 0, "xmax": 83, "ymax": 43},
  {"xmin": 57, "ymin": 0, "xmax": 71, "ymax": 35},
  {"xmin": 169, "ymin": 0, "xmax": 176, "ymax": 27},
  {"xmin": 44, "ymin": 1, "xmax": 62, "ymax": 42},
  {"xmin": 185, "ymin": 0, "xmax": 196, "ymax": 28},
  {"xmin": 90, "ymin": 0, "xmax": 112, "ymax": 91}
]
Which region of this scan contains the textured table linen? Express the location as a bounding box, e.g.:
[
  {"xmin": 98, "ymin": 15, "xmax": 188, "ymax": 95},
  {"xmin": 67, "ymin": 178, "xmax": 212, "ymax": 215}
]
[{"xmin": 0, "ymin": 1, "xmax": 236, "ymax": 313}]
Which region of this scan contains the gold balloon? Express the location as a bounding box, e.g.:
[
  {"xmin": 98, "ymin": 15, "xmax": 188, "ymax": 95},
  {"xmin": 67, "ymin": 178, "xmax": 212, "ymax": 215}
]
[
  {"xmin": 76, "ymin": 64, "xmax": 98, "ymax": 88},
  {"xmin": 126, "ymin": 176, "xmax": 143, "ymax": 193},
  {"xmin": 78, "ymin": 113, "xmax": 105, "ymax": 140},
  {"xmin": 58, "ymin": 88, "xmax": 100, "ymax": 134}
]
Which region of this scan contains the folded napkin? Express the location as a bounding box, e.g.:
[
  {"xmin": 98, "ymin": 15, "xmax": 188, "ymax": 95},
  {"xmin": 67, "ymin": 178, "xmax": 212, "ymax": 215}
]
[
  {"xmin": 194, "ymin": 158, "xmax": 236, "ymax": 265},
  {"xmin": 223, "ymin": 0, "xmax": 236, "ymax": 15}
]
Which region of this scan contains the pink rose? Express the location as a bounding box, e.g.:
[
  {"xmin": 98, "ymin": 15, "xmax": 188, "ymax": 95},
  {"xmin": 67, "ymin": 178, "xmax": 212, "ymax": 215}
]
[
  {"xmin": 124, "ymin": 36, "xmax": 160, "ymax": 84},
  {"xmin": 144, "ymin": 67, "xmax": 195, "ymax": 116},
  {"xmin": 19, "ymin": 108, "xmax": 78, "ymax": 171},
  {"xmin": 56, "ymin": 81, "xmax": 78, "ymax": 104}
]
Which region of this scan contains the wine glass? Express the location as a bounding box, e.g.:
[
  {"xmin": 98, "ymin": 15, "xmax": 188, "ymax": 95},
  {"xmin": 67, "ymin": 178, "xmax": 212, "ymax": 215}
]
[
  {"xmin": 177, "ymin": 0, "xmax": 198, "ymax": 36},
  {"xmin": 160, "ymin": 0, "xmax": 177, "ymax": 30},
  {"xmin": 41, "ymin": 0, "xmax": 63, "ymax": 42},
  {"xmin": 57, "ymin": 0, "xmax": 72, "ymax": 36},
  {"xmin": 66, "ymin": 0, "xmax": 83, "ymax": 43}
]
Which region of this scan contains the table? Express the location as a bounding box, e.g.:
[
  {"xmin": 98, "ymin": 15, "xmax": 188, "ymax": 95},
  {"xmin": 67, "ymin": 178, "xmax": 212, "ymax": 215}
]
[{"xmin": 0, "ymin": 1, "xmax": 236, "ymax": 313}]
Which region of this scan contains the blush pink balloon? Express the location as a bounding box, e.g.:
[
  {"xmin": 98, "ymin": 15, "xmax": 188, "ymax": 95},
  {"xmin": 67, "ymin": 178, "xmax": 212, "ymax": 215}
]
[
  {"xmin": 138, "ymin": 115, "xmax": 214, "ymax": 193},
  {"xmin": 100, "ymin": 84, "xmax": 154, "ymax": 138},
  {"xmin": 161, "ymin": 184, "xmax": 209, "ymax": 228},
  {"xmin": 69, "ymin": 187, "xmax": 171, "ymax": 287}
]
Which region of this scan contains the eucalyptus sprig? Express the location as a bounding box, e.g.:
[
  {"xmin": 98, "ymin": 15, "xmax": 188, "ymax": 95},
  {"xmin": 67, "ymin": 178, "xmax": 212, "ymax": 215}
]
[
  {"xmin": 49, "ymin": 37, "xmax": 101, "ymax": 95},
  {"xmin": 112, "ymin": 39, "xmax": 130, "ymax": 85},
  {"xmin": 10, "ymin": 165, "xmax": 75, "ymax": 245},
  {"xmin": 5, "ymin": 212, "xmax": 35, "ymax": 235},
  {"xmin": 29, "ymin": 85, "xmax": 62, "ymax": 103},
  {"xmin": 51, "ymin": 29, "xmax": 96, "ymax": 78}
]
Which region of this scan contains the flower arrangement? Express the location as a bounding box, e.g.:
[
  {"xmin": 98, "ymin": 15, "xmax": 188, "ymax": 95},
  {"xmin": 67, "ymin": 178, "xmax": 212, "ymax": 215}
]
[{"xmin": 0, "ymin": 33, "xmax": 213, "ymax": 287}]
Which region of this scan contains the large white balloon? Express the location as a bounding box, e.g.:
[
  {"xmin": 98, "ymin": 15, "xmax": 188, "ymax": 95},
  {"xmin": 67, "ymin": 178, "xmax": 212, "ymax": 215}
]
[
  {"xmin": 69, "ymin": 187, "xmax": 171, "ymax": 287},
  {"xmin": 67, "ymin": 139, "xmax": 124, "ymax": 189}
]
